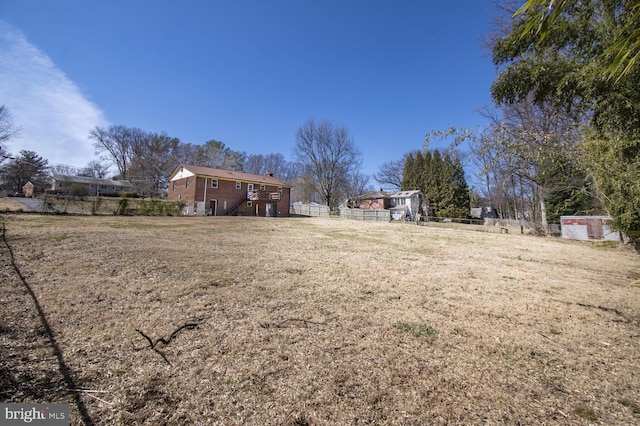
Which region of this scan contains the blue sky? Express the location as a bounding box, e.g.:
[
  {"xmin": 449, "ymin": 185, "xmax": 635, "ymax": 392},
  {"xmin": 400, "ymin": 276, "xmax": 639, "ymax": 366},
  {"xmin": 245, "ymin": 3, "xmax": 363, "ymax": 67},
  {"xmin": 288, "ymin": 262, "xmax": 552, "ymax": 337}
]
[{"xmin": 0, "ymin": 0, "xmax": 499, "ymax": 178}]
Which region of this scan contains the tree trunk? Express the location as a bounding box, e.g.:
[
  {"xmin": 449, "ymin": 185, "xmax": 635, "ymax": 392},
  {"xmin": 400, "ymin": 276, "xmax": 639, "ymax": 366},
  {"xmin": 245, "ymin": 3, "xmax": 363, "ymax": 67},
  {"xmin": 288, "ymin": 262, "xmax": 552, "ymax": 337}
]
[{"xmin": 539, "ymin": 186, "xmax": 549, "ymax": 236}]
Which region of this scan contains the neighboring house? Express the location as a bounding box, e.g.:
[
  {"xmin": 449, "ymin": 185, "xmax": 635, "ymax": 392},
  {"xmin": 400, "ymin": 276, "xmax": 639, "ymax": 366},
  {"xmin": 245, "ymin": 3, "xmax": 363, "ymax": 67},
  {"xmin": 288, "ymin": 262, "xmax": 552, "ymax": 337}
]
[
  {"xmin": 345, "ymin": 191, "xmax": 390, "ymax": 210},
  {"xmin": 167, "ymin": 164, "xmax": 291, "ymax": 217},
  {"xmin": 343, "ymin": 190, "xmax": 425, "ymax": 220},
  {"xmin": 388, "ymin": 190, "xmax": 425, "ymax": 220},
  {"xmin": 561, "ymin": 216, "xmax": 620, "ymax": 242},
  {"xmin": 50, "ymin": 175, "xmax": 134, "ymax": 196}
]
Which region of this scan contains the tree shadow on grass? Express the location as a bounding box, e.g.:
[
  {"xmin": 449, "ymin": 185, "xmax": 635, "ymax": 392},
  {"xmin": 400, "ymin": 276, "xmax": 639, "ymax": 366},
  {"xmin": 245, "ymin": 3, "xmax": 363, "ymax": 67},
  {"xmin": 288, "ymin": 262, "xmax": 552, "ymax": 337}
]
[{"xmin": 1, "ymin": 222, "xmax": 93, "ymax": 425}]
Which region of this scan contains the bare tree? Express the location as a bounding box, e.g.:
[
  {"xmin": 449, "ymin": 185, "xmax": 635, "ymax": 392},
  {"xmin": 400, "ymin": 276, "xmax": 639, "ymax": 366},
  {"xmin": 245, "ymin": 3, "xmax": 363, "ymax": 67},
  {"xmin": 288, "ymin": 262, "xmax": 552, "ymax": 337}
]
[
  {"xmin": 243, "ymin": 152, "xmax": 299, "ymax": 183},
  {"xmin": 0, "ymin": 105, "xmax": 20, "ymax": 143},
  {"xmin": 475, "ymin": 99, "xmax": 587, "ymax": 232},
  {"xmin": 373, "ymin": 158, "xmax": 405, "ymax": 191},
  {"xmin": 49, "ymin": 164, "xmax": 80, "ymax": 176},
  {"xmin": 179, "ymin": 140, "xmax": 244, "ymax": 171},
  {"xmin": 294, "ymin": 118, "xmax": 361, "ymax": 208},
  {"xmin": 0, "ymin": 105, "xmax": 20, "ymax": 164},
  {"xmin": 343, "ymin": 171, "xmax": 373, "ymax": 203},
  {"xmin": 129, "ymin": 132, "xmax": 181, "ymax": 197},
  {"xmin": 243, "ymin": 153, "xmax": 265, "ymax": 175},
  {"xmin": 90, "ymin": 125, "xmax": 145, "ymax": 179},
  {"xmin": 79, "ymin": 160, "xmax": 112, "ymax": 178}
]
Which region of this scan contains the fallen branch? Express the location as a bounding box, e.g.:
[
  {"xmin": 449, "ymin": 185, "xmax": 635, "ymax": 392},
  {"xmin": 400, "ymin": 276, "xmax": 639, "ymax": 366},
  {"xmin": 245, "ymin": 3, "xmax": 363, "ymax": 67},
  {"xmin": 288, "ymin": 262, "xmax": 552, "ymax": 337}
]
[
  {"xmin": 134, "ymin": 318, "xmax": 208, "ymax": 365},
  {"xmin": 552, "ymin": 299, "xmax": 630, "ymax": 322},
  {"xmin": 575, "ymin": 302, "xmax": 628, "ymax": 320}
]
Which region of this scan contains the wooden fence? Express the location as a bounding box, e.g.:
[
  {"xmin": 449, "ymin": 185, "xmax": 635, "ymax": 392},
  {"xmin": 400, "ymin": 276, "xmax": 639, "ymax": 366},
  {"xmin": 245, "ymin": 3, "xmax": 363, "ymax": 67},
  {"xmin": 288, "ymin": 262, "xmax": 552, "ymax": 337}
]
[
  {"xmin": 339, "ymin": 207, "xmax": 390, "ymax": 222},
  {"xmin": 290, "ymin": 202, "xmax": 330, "ymax": 217}
]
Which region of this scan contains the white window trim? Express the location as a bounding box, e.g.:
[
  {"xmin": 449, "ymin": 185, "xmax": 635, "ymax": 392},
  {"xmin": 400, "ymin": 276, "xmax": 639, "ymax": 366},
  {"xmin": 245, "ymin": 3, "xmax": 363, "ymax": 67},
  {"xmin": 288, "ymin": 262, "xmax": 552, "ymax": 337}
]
[
  {"xmin": 211, "ymin": 179, "xmax": 218, "ymax": 189},
  {"xmin": 235, "ymin": 181, "xmax": 241, "ymax": 190}
]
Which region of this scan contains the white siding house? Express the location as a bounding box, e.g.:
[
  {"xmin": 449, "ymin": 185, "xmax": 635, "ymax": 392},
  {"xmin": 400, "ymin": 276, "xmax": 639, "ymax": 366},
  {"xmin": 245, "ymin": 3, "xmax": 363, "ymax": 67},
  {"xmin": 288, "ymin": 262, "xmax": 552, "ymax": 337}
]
[
  {"xmin": 50, "ymin": 175, "xmax": 134, "ymax": 196},
  {"xmin": 388, "ymin": 190, "xmax": 424, "ymax": 220}
]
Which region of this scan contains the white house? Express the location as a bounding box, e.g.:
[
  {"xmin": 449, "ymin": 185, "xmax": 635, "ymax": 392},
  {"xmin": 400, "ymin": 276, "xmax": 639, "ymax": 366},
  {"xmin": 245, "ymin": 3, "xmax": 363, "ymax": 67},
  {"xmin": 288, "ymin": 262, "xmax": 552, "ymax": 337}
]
[
  {"xmin": 388, "ymin": 190, "xmax": 425, "ymax": 220},
  {"xmin": 50, "ymin": 175, "xmax": 134, "ymax": 196}
]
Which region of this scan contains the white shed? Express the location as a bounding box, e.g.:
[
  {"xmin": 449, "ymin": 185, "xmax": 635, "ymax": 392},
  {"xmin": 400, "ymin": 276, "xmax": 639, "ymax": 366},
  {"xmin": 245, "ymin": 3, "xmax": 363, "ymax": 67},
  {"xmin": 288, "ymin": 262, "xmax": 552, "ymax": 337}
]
[{"xmin": 560, "ymin": 216, "xmax": 620, "ymax": 242}]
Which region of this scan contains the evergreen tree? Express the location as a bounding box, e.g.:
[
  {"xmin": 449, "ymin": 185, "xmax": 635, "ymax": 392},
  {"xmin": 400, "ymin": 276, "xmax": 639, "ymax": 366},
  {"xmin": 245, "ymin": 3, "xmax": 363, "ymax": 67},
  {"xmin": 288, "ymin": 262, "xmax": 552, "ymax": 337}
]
[
  {"xmin": 430, "ymin": 150, "xmax": 445, "ymax": 216},
  {"xmin": 422, "ymin": 150, "xmax": 439, "ymax": 215},
  {"xmin": 412, "ymin": 150, "xmax": 425, "ymax": 193},
  {"xmin": 440, "ymin": 153, "xmax": 470, "ymax": 218},
  {"xmin": 0, "ymin": 150, "xmax": 50, "ymax": 193},
  {"xmin": 402, "ymin": 148, "xmax": 471, "ymax": 218},
  {"xmin": 401, "ymin": 153, "xmax": 416, "ymax": 190}
]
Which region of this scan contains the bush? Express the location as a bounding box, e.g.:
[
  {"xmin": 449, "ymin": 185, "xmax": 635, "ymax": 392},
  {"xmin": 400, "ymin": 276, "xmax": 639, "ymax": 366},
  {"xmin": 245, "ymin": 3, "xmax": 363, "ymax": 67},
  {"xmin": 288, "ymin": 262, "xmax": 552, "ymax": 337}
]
[
  {"xmin": 116, "ymin": 197, "xmax": 129, "ymax": 215},
  {"xmin": 91, "ymin": 197, "xmax": 103, "ymax": 215},
  {"xmin": 139, "ymin": 198, "xmax": 163, "ymax": 216},
  {"xmin": 70, "ymin": 184, "xmax": 89, "ymax": 197}
]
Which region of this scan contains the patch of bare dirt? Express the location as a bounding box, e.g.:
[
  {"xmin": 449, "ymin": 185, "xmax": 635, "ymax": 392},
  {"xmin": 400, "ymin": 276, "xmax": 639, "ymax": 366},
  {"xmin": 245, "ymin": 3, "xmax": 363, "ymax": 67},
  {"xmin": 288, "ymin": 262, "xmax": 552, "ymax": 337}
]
[{"xmin": 1, "ymin": 215, "xmax": 639, "ymax": 425}]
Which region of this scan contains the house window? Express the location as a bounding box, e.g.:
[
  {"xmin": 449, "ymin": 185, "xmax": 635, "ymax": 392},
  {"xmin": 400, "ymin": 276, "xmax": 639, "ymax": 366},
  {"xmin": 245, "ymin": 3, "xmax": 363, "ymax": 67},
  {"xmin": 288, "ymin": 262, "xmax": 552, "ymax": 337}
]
[
  {"xmin": 172, "ymin": 181, "xmax": 176, "ymax": 191},
  {"xmin": 247, "ymin": 183, "xmax": 254, "ymax": 192},
  {"xmin": 278, "ymin": 187, "xmax": 283, "ymax": 193},
  {"xmin": 235, "ymin": 181, "xmax": 241, "ymax": 190},
  {"xmin": 247, "ymin": 201, "xmax": 252, "ymax": 207},
  {"xmin": 211, "ymin": 179, "xmax": 218, "ymax": 189},
  {"xmin": 260, "ymin": 184, "xmax": 265, "ymax": 191},
  {"xmin": 186, "ymin": 177, "xmax": 191, "ymax": 188}
]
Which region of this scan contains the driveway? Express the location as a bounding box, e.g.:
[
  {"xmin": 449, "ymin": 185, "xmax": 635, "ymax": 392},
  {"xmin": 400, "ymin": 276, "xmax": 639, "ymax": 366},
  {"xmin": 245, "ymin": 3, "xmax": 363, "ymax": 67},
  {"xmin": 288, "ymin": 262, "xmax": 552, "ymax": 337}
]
[{"xmin": 7, "ymin": 197, "xmax": 45, "ymax": 212}]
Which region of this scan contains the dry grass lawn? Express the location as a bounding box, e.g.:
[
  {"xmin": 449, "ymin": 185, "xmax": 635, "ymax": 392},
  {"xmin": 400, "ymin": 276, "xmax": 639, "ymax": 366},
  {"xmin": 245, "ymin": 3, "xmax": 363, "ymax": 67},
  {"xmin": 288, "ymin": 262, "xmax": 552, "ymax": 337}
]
[
  {"xmin": 0, "ymin": 197, "xmax": 30, "ymax": 212},
  {"xmin": 1, "ymin": 214, "xmax": 640, "ymax": 425}
]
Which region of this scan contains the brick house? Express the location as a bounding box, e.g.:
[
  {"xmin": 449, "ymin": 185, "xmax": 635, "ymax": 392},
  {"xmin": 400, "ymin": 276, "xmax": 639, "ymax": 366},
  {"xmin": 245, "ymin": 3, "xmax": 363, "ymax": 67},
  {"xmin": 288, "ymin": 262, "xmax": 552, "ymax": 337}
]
[
  {"xmin": 346, "ymin": 190, "xmax": 390, "ymax": 210},
  {"xmin": 167, "ymin": 164, "xmax": 291, "ymax": 217},
  {"xmin": 341, "ymin": 190, "xmax": 426, "ymax": 220}
]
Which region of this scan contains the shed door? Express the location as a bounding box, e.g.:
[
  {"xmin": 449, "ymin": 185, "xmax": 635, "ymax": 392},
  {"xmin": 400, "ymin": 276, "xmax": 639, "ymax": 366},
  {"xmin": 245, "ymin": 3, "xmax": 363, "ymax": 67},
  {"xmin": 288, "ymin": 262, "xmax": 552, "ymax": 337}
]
[{"xmin": 587, "ymin": 218, "xmax": 603, "ymax": 240}]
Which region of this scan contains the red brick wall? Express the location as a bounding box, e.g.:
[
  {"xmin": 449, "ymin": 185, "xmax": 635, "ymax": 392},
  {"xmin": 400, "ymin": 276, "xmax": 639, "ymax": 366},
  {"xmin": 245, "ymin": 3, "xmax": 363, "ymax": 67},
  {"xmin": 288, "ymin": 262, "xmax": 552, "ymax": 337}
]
[
  {"xmin": 358, "ymin": 198, "xmax": 389, "ymax": 210},
  {"xmin": 167, "ymin": 175, "xmax": 197, "ymax": 202}
]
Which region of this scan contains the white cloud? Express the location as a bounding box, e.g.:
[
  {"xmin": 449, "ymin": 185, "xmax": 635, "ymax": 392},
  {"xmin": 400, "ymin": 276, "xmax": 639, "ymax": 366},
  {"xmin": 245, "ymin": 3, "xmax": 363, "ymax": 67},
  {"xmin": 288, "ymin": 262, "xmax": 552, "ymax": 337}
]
[{"xmin": 0, "ymin": 21, "xmax": 109, "ymax": 168}]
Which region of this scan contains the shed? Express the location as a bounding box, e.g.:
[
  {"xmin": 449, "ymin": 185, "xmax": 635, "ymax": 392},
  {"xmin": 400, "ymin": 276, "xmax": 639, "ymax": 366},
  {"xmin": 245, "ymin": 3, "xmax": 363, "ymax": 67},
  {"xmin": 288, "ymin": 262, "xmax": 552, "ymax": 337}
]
[
  {"xmin": 560, "ymin": 216, "xmax": 620, "ymax": 242},
  {"xmin": 22, "ymin": 181, "xmax": 35, "ymax": 197}
]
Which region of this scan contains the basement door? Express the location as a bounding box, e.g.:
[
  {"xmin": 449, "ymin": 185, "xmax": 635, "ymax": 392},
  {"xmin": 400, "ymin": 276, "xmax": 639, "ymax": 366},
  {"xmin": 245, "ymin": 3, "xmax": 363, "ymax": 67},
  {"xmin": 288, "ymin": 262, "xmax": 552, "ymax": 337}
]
[
  {"xmin": 265, "ymin": 203, "xmax": 276, "ymax": 217},
  {"xmin": 209, "ymin": 200, "xmax": 218, "ymax": 216}
]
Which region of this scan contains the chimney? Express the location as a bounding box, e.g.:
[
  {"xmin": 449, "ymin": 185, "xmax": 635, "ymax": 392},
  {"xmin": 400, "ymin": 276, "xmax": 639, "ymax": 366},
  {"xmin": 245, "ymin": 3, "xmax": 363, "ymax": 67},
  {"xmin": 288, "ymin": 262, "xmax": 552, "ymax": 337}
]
[{"xmin": 265, "ymin": 171, "xmax": 274, "ymax": 177}]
